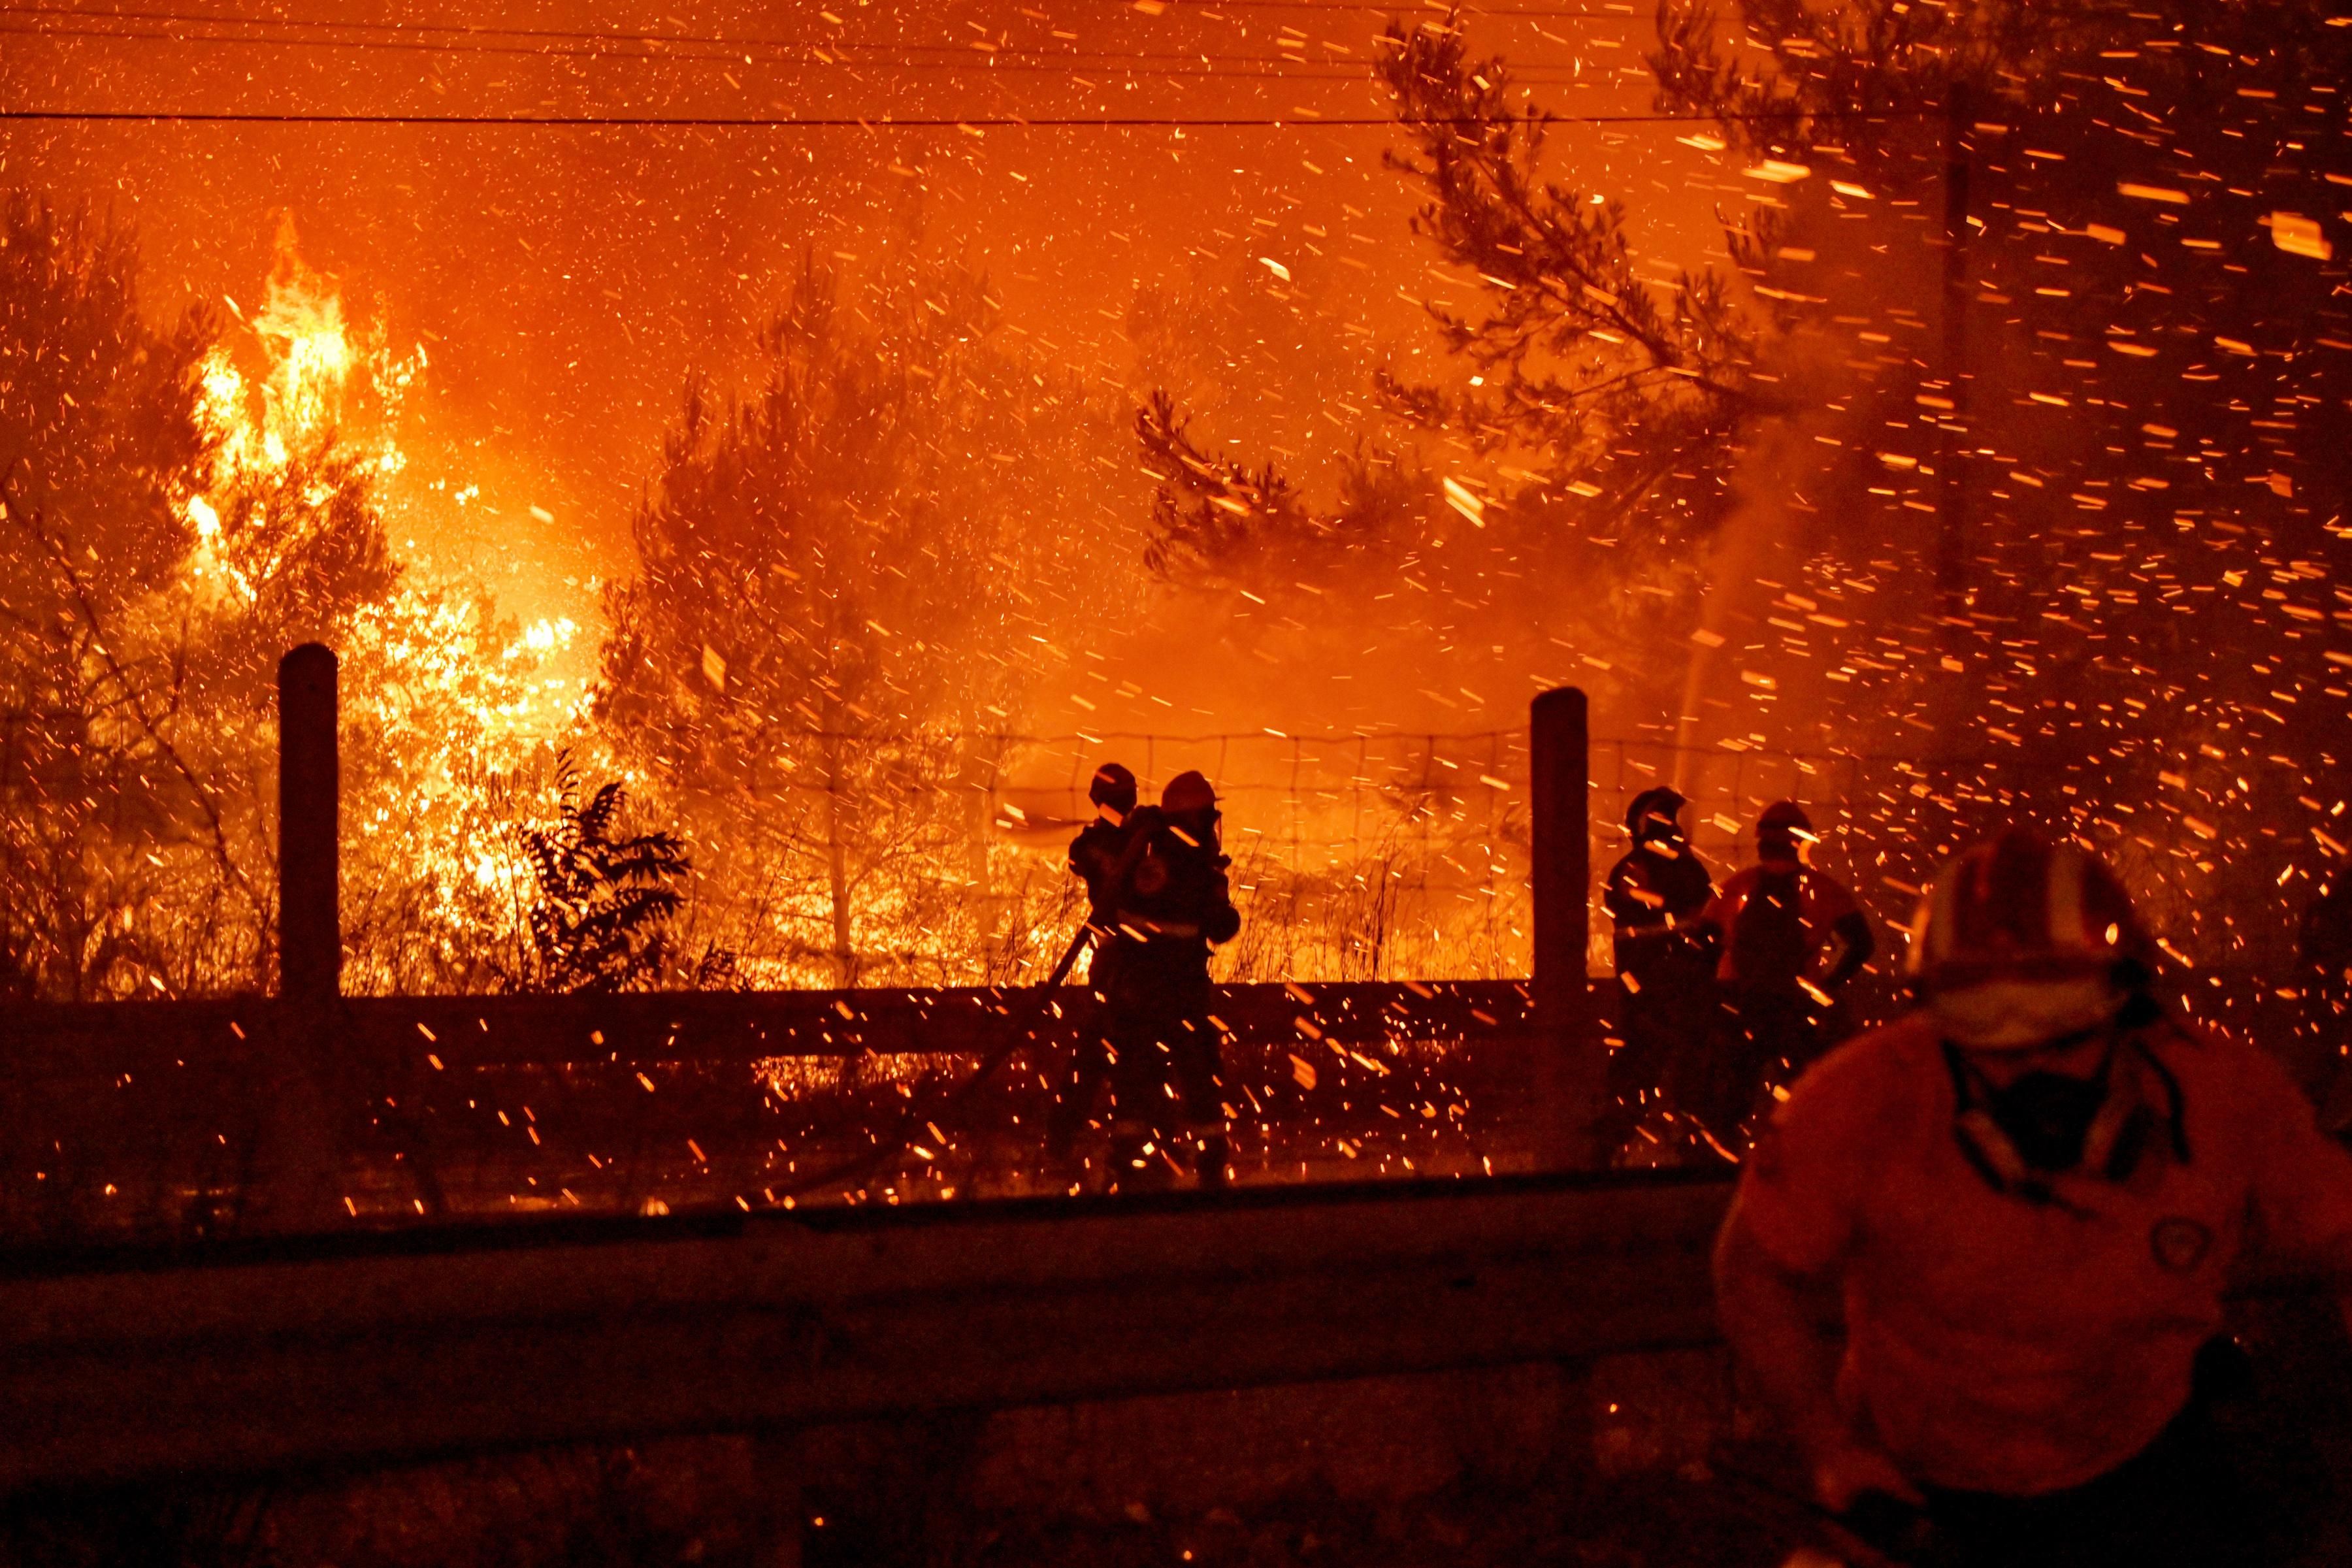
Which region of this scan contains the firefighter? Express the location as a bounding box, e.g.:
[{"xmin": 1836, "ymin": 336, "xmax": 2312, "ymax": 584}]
[
  {"xmin": 1716, "ymin": 830, "xmax": 2352, "ymax": 1567},
  {"xmin": 1690, "ymin": 800, "xmax": 1872, "ymax": 1145},
  {"xmin": 1049, "ymin": 762, "xmax": 1143, "ymax": 1169},
  {"xmin": 1600, "ymin": 786, "xmax": 1717, "ymax": 1153},
  {"xmin": 1102, "ymin": 769, "xmax": 1242, "ymax": 1189}
]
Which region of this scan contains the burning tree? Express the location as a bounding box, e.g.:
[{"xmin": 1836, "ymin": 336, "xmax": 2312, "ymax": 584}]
[
  {"xmin": 0, "ymin": 199, "xmax": 398, "ymax": 998},
  {"xmin": 0, "ymin": 195, "xmax": 224, "ymax": 998},
  {"xmin": 598, "ymin": 263, "xmax": 1109, "ymax": 987},
  {"xmin": 0, "ymin": 199, "xmax": 605, "ymax": 999}
]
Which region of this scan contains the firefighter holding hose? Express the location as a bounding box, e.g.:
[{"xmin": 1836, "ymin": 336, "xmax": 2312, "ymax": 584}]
[
  {"xmin": 1718, "ymin": 830, "xmax": 2352, "ymax": 1566},
  {"xmin": 1102, "ymin": 770, "xmax": 1242, "ymax": 1190},
  {"xmin": 1049, "ymin": 762, "xmax": 1143, "ymax": 1171},
  {"xmin": 1601, "ymin": 786, "xmax": 1718, "ymax": 1154}
]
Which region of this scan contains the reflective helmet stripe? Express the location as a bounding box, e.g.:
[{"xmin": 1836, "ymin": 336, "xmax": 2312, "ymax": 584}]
[
  {"xmin": 1940, "ymin": 851, "xmax": 1979, "ymax": 968},
  {"xmin": 2046, "ymin": 845, "xmax": 2088, "ymax": 950}
]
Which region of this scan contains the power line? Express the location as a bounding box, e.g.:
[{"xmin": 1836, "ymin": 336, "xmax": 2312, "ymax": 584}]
[
  {"xmin": 0, "ymin": 3, "xmax": 1629, "ymax": 99},
  {"xmin": 0, "ymin": 18, "xmax": 1616, "ymax": 92},
  {"xmin": 0, "ymin": 24, "xmax": 1597, "ymax": 81},
  {"xmin": 0, "ymin": 0, "xmax": 1629, "ymax": 61},
  {"xmin": 0, "ymin": 107, "xmax": 1935, "ymax": 128},
  {"xmin": 0, "ymin": 8, "xmax": 1605, "ymax": 88},
  {"xmin": 0, "ymin": 19, "xmax": 1573, "ymax": 69}
]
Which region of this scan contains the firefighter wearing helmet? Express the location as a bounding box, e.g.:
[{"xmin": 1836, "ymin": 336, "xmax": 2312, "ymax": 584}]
[
  {"xmin": 1600, "ymin": 787, "xmax": 1718, "ymax": 1154},
  {"xmin": 1098, "ymin": 769, "xmax": 1242, "ymax": 1188},
  {"xmin": 1716, "ymin": 830, "xmax": 2352, "ymax": 1566},
  {"xmin": 1688, "ymin": 801, "xmax": 1874, "ymax": 1147},
  {"xmin": 1051, "ymin": 761, "xmax": 1144, "ymax": 1168}
]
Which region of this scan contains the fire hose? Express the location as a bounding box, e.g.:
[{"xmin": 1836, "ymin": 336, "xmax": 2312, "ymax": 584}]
[
  {"xmin": 760, "ymin": 815, "xmax": 1183, "ymax": 1204},
  {"xmin": 760, "ymin": 918, "xmax": 1102, "ymax": 1204}
]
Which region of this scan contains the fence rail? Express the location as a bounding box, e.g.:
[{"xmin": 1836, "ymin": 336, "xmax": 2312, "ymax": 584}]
[
  {"xmin": 0, "ymin": 653, "xmax": 1597, "ymax": 1248},
  {"xmin": 1, "ymin": 981, "xmax": 1533, "ymax": 1070}
]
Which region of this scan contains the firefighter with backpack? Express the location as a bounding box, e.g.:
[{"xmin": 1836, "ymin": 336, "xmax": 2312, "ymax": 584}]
[
  {"xmin": 1057, "ymin": 766, "xmax": 1242, "ymax": 1190},
  {"xmin": 1690, "ymin": 800, "xmax": 1873, "ymax": 1148},
  {"xmin": 1100, "ymin": 770, "xmax": 1243, "ymax": 1190},
  {"xmin": 1601, "ymin": 786, "xmax": 1719, "ymax": 1153}
]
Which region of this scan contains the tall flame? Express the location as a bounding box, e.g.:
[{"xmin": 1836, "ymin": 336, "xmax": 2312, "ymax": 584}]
[
  {"xmin": 191, "ymin": 213, "xmax": 417, "ymax": 556},
  {"xmin": 250, "ymin": 212, "xmax": 351, "ymax": 459}
]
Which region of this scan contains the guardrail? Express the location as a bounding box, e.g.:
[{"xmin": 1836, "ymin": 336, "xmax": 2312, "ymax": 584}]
[{"xmin": 0, "ymin": 1169, "xmax": 1734, "ymax": 1492}]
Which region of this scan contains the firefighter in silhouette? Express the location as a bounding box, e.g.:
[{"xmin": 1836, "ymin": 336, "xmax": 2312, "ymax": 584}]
[
  {"xmin": 1716, "ymin": 831, "xmax": 2352, "ymax": 1566},
  {"xmin": 1600, "ymin": 786, "xmax": 1717, "ymax": 1152},
  {"xmin": 1102, "ymin": 769, "xmax": 1242, "ymax": 1189},
  {"xmin": 1049, "ymin": 762, "xmax": 1142, "ymax": 1168},
  {"xmin": 1690, "ymin": 800, "xmax": 1872, "ymax": 1147}
]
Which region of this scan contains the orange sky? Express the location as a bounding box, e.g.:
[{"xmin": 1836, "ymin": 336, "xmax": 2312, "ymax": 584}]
[{"xmin": 2, "ymin": 2, "xmax": 1742, "ymax": 738}]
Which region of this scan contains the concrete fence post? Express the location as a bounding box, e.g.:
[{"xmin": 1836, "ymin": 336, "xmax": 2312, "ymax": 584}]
[
  {"xmin": 259, "ymin": 643, "xmax": 346, "ymax": 1232},
  {"xmin": 1530, "ymin": 687, "xmax": 1598, "ymax": 1169},
  {"xmin": 278, "ymin": 642, "xmax": 340, "ymax": 1005}
]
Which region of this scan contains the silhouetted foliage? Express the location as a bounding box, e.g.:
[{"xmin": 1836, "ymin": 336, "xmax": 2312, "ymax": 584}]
[
  {"xmin": 1134, "ymin": 389, "xmax": 1443, "ymax": 610},
  {"xmin": 1372, "ymin": 14, "xmax": 1763, "ymax": 548},
  {"xmin": 499, "ymin": 754, "xmax": 689, "ymax": 996},
  {"xmin": 1135, "ymin": 389, "xmax": 1316, "ymax": 581}
]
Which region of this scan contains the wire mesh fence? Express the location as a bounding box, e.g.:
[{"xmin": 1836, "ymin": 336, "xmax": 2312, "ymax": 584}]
[
  {"xmin": 705, "ymin": 719, "xmax": 2317, "ymax": 998},
  {"xmin": 649, "ymin": 726, "xmax": 1540, "ymax": 990},
  {"xmin": 984, "ymin": 727, "xmax": 1535, "ymax": 984}
]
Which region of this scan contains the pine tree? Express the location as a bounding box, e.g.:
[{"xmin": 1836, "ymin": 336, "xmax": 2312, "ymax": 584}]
[
  {"xmin": 1371, "ymin": 15, "xmax": 1764, "ymax": 549},
  {"xmin": 1648, "ymin": 0, "xmax": 2352, "ymax": 973},
  {"xmin": 597, "ymin": 261, "xmax": 1106, "ymax": 986}
]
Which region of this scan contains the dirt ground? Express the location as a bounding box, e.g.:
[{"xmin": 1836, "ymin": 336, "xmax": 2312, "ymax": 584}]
[
  {"xmin": 5, "ymin": 1292, "xmax": 2349, "ymax": 1568},
  {"xmin": 0, "ymin": 1452, "xmax": 1835, "ymax": 1568}
]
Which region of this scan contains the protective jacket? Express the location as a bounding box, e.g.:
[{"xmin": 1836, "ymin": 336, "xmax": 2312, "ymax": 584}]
[
  {"xmin": 1068, "ymin": 818, "xmax": 1136, "ymax": 921},
  {"xmin": 1604, "ymin": 840, "xmax": 1715, "ymax": 980},
  {"xmin": 1733, "ymin": 1009, "xmax": 2352, "ymax": 1496},
  {"xmin": 1703, "ymin": 857, "xmax": 1872, "ymax": 991},
  {"xmin": 1068, "ymin": 815, "xmax": 1139, "ymax": 994}
]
